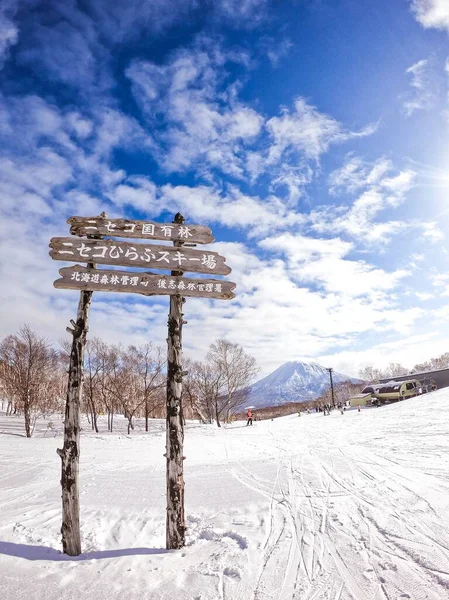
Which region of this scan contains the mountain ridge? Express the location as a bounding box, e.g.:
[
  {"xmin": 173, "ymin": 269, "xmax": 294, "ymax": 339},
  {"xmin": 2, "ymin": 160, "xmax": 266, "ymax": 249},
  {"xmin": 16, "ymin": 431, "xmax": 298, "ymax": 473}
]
[{"xmin": 244, "ymin": 360, "xmax": 361, "ymax": 409}]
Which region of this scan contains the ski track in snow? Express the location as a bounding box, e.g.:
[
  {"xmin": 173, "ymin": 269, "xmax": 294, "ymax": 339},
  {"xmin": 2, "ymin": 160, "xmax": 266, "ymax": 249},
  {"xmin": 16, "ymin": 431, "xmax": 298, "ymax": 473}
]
[{"xmin": 1, "ymin": 392, "xmax": 449, "ymax": 599}]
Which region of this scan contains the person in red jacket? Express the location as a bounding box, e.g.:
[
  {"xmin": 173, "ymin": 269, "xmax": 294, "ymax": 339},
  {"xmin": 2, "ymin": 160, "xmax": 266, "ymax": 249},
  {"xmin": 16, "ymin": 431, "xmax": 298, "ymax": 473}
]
[{"xmin": 246, "ymin": 409, "xmax": 253, "ymax": 426}]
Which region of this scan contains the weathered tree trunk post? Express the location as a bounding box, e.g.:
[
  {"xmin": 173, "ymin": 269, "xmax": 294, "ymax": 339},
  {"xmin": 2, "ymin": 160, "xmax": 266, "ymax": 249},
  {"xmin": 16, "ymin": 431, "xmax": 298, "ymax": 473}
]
[
  {"xmin": 166, "ymin": 213, "xmax": 186, "ymax": 549},
  {"xmin": 57, "ymin": 289, "xmax": 92, "ymax": 556},
  {"xmin": 56, "ymin": 220, "xmax": 104, "ymax": 557}
]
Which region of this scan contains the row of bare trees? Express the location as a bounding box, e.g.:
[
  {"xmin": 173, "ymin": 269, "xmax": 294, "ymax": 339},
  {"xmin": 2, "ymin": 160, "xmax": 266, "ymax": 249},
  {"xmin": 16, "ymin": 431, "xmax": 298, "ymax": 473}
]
[
  {"xmin": 0, "ymin": 326, "xmax": 258, "ymax": 437},
  {"xmin": 70, "ymin": 339, "xmax": 166, "ymax": 435},
  {"xmin": 358, "ymin": 353, "xmax": 449, "ymax": 383},
  {"xmin": 0, "ymin": 326, "xmax": 64, "ymax": 437}
]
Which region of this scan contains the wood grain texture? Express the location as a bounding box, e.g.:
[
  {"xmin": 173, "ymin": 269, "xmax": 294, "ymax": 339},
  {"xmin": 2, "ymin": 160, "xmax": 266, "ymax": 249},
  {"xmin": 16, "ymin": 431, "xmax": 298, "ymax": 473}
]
[{"xmin": 57, "ymin": 289, "xmax": 92, "ymax": 556}]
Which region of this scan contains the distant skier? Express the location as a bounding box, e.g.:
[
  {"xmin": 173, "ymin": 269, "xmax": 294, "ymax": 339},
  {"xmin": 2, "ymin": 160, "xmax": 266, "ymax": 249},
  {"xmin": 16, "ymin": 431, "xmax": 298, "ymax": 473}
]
[
  {"xmin": 246, "ymin": 409, "xmax": 253, "ymax": 426},
  {"xmin": 357, "ymin": 404, "xmax": 361, "ymax": 413}
]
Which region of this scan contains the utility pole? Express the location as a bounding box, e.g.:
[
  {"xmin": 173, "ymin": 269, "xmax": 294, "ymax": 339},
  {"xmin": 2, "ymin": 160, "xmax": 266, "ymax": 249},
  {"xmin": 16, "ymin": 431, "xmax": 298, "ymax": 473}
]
[{"xmin": 326, "ymin": 367, "xmax": 335, "ymax": 407}]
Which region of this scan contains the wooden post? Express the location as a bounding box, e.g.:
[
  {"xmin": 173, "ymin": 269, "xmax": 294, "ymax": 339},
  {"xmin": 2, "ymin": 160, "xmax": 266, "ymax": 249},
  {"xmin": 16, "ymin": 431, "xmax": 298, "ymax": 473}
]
[
  {"xmin": 166, "ymin": 212, "xmax": 186, "ymax": 549},
  {"xmin": 56, "ymin": 221, "xmax": 104, "ymax": 557},
  {"xmin": 57, "ymin": 289, "xmax": 92, "ymax": 556}
]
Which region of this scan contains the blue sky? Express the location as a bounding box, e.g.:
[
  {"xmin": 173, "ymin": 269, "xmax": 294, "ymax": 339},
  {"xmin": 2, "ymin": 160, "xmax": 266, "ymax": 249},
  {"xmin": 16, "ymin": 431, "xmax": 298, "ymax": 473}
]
[{"xmin": 1, "ymin": 0, "xmax": 449, "ymax": 377}]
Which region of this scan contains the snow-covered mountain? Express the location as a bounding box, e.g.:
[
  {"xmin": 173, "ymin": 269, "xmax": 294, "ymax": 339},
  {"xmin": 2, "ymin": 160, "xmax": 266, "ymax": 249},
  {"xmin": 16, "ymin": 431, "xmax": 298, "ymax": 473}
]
[{"xmin": 245, "ymin": 361, "xmax": 361, "ymax": 409}]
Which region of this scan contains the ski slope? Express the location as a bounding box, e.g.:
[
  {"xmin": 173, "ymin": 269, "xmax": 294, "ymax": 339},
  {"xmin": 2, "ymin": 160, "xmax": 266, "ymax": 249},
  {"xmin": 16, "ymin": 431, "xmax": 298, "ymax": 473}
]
[{"xmin": 1, "ymin": 390, "xmax": 449, "ymax": 600}]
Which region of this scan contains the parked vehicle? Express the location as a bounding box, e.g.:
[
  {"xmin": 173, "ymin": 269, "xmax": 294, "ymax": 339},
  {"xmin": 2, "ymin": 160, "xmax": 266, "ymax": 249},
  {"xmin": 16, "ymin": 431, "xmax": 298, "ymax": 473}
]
[{"xmin": 361, "ymin": 379, "xmax": 421, "ymax": 404}]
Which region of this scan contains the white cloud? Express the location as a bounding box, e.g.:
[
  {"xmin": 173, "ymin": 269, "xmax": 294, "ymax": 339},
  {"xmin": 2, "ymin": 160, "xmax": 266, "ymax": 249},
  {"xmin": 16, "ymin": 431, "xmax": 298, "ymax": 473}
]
[
  {"xmin": 215, "ymin": 0, "xmax": 270, "ymax": 26},
  {"xmin": 19, "ymin": 20, "xmax": 102, "ymax": 89},
  {"xmin": 12, "ymin": 0, "xmax": 206, "ymax": 91},
  {"xmin": 403, "ymin": 58, "xmax": 436, "ymax": 116},
  {"xmin": 159, "ymin": 184, "xmax": 305, "ymax": 236},
  {"xmin": 108, "ymin": 177, "xmax": 158, "ymax": 213},
  {"xmin": 259, "ymin": 232, "xmax": 409, "ymax": 298},
  {"xmin": 270, "ymin": 165, "xmax": 313, "ymax": 205},
  {"xmin": 411, "ymin": 0, "xmax": 449, "ymax": 33},
  {"xmin": 88, "ymin": 0, "xmax": 200, "ymax": 41},
  {"xmin": 0, "ymin": 6, "xmax": 18, "ymax": 69},
  {"xmin": 259, "ymin": 233, "xmax": 352, "ymax": 262},
  {"xmin": 321, "ymin": 158, "xmax": 416, "ymax": 244},
  {"xmin": 126, "ymin": 44, "xmax": 263, "ymax": 177},
  {"xmin": 416, "ymin": 291, "xmax": 434, "ymax": 300},
  {"xmin": 66, "ymin": 112, "xmax": 94, "ymax": 140},
  {"xmin": 266, "ymin": 98, "xmax": 376, "ymax": 164},
  {"xmin": 409, "ymin": 253, "xmax": 425, "ymax": 269},
  {"xmin": 421, "ymin": 221, "xmax": 444, "ymax": 241},
  {"xmin": 266, "ymin": 38, "xmax": 293, "ymax": 66},
  {"xmin": 429, "ymin": 272, "xmax": 449, "ymax": 287},
  {"xmin": 0, "ymin": 149, "xmax": 73, "ymax": 218},
  {"xmin": 127, "ymin": 47, "xmax": 376, "ymax": 189},
  {"xmin": 321, "ymin": 331, "xmax": 444, "ymax": 379},
  {"xmin": 329, "ymin": 157, "xmax": 393, "ymax": 194}
]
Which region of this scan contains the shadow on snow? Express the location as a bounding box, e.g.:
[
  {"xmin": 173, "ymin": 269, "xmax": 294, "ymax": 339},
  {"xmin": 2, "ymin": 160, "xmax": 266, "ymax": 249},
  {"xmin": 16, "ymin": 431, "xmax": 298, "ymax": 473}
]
[{"xmin": 0, "ymin": 541, "xmax": 169, "ymax": 561}]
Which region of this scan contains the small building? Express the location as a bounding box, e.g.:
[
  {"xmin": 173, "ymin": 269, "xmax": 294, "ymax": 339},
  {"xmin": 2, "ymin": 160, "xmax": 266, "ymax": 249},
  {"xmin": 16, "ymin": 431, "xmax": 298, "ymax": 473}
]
[
  {"xmin": 379, "ymin": 368, "xmax": 443, "ymax": 391},
  {"xmin": 348, "ymin": 392, "xmax": 372, "ymax": 407}
]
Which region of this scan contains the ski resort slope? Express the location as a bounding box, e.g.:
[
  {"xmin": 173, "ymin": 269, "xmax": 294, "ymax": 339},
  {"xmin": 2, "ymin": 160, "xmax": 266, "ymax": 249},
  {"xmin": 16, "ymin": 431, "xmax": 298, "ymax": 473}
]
[{"xmin": 1, "ymin": 392, "xmax": 449, "ymax": 600}]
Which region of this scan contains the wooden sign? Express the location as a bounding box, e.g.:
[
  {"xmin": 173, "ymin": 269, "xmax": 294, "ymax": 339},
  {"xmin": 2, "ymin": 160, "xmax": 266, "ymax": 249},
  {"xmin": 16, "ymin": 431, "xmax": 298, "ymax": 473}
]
[
  {"xmin": 54, "ymin": 266, "xmax": 236, "ymax": 299},
  {"xmin": 68, "ymin": 216, "xmax": 214, "ymax": 244},
  {"xmin": 51, "ymin": 212, "xmax": 234, "ymax": 557},
  {"xmin": 49, "ymin": 237, "xmax": 231, "ymax": 275}
]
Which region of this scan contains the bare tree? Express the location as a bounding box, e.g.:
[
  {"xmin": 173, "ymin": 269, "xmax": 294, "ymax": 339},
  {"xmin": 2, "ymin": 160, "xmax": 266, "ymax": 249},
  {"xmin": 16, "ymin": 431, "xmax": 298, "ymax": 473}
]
[
  {"xmin": 181, "ymin": 358, "xmax": 210, "ymax": 423},
  {"xmin": 0, "ymin": 325, "xmax": 61, "ymax": 437},
  {"xmin": 413, "ymin": 352, "xmax": 449, "ymax": 373},
  {"xmin": 96, "ymin": 343, "xmax": 164, "ymax": 435},
  {"xmin": 383, "ymin": 362, "xmax": 408, "ymax": 378},
  {"xmin": 127, "ymin": 344, "xmax": 165, "ymax": 431},
  {"xmin": 358, "ymin": 365, "xmax": 383, "ymax": 383},
  {"xmin": 100, "ymin": 344, "xmax": 135, "ymax": 433},
  {"xmin": 94, "ymin": 340, "xmax": 117, "ymax": 431},
  {"xmin": 195, "ymin": 361, "xmax": 224, "ymax": 426},
  {"xmin": 83, "ymin": 338, "xmax": 106, "ymax": 433},
  {"xmin": 359, "ymin": 362, "xmax": 409, "ymax": 383},
  {"xmin": 207, "ymin": 339, "xmax": 259, "ymax": 426}
]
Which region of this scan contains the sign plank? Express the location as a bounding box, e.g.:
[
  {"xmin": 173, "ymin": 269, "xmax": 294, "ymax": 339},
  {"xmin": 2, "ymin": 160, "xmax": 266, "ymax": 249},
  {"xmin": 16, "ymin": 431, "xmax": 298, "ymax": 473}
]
[
  {"xmin": 68, "ymin": 216, "xmax": 214, "ymax": 244},
  {"xmin": 54, "ymin": 266, "xmax": 236, "ymax": 300},
  {"xmin": 49, "ymin": 237, "xmax": 231, "ymax": 276}
]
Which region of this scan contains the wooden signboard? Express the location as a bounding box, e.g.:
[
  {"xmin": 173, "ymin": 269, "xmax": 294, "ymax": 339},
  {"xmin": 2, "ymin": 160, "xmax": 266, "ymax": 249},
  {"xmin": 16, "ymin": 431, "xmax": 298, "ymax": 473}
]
[
  {"xmin": 68, "ymin": 216, "xmax": 214, "ymax": 244},
  {"xmin": 49, "ymin": 237, "xmax": 231, "ymax": 275},
  {"xmin": 51, "ymin": 212, "xmax": 235, "ymax": 556},
  {"xmin": 54, "ymin": 266, "xmax": 236, "ymax": 299}
]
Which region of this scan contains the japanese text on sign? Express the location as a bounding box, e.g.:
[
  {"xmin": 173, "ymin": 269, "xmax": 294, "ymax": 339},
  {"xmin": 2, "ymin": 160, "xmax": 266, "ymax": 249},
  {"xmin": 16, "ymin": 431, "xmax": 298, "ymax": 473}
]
[
  {"xmin": 57, "ymin": 242, "xmax": 217, "ymax": 270},
  {"xmin": 68, "ymin": 216, "xmax": 214, "ymax": 244},
  {"xmin": 85, "ymin": 220, "xmax": 194, "ymax": 239},
  {"xmin": 68, "ymin": 270, "xmax": 223, "ymax": 293}
]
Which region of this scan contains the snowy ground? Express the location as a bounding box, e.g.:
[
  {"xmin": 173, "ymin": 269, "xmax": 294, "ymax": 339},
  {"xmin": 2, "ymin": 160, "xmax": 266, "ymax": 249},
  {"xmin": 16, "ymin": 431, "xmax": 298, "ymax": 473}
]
[{"xmin": 1, "ymin": 392, "xmax": 449, "ymax": 600}]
